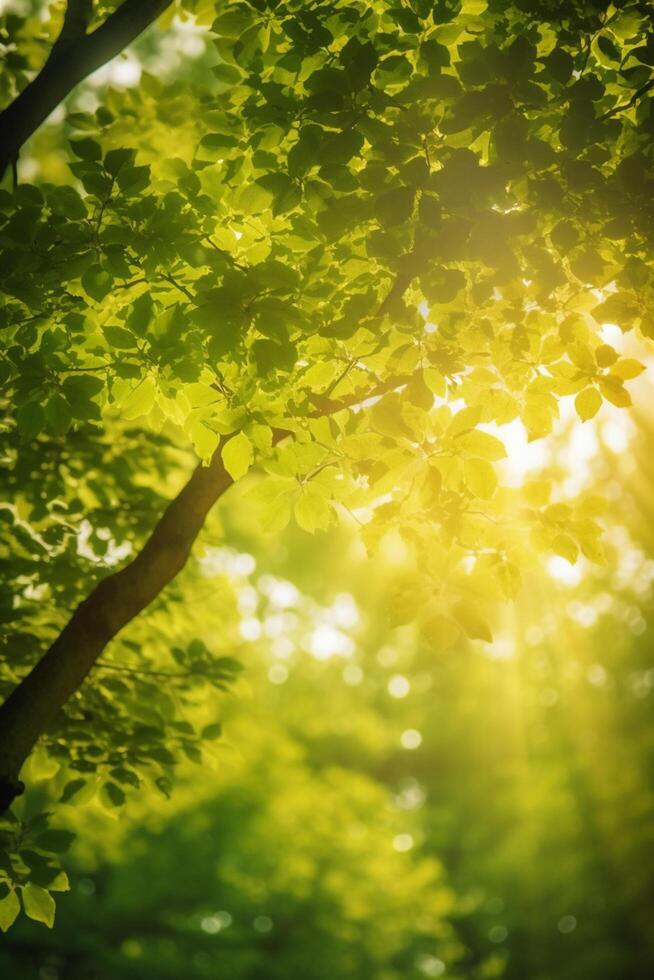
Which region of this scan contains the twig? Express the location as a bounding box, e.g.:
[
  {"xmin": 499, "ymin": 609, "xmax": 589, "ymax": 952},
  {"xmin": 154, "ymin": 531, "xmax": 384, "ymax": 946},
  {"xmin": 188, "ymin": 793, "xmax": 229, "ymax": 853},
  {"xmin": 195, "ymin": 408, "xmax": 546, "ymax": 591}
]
[{"xmin": 599, "ymin": 78, "xmax": 654, "ymax": 121}]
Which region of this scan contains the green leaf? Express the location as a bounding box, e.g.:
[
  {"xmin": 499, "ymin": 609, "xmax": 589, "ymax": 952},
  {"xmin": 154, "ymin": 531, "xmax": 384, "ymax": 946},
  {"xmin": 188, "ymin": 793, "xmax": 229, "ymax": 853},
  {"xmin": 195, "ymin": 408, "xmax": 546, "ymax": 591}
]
[
  {"xmin": 126, "ymin": 293, "xmax": 153, "ymax": 335},
  {"xmin": 0, "ymin": 889, "xmax": 20, "ymax": 933},
  {"xmin": 245, "ymin": 478, "xmax": 293, "ymax": 532},
  {"xmin": 255, "ymin": 174, "xmax": 301, "ymax": 215},
  {"xmin": 116, "ymin": 164, "xmax": 150, "ymax": 194},
  {"xmin": 375, "ymin": 186, "xmax": 415, "ymax": 227},
  {"xmin": 597, "ymin": 35, "xmax": 621, "ymax": 62},
  {"xmin": 44, "ymin": 394, "xmax": 72, "ymax": 435},
  {"xmin": 47, "ymin": 872, "xmax": 70, "ymax": 893},
  {"xmin": 201, "ymin": 723, "xmax": 222, "ymax": 740},
  {"xmin": 421, "ymin": 39, "xmax": 450, "ymax": 71},
  {"xmin": 22, "ymin": 883, "xmax": 55, "ymax": 928},
  {"xmin": 82, "ymin": 266, "xmax": 112, "ymax": 302},
  {"xmin": 103, "ymin": 147, "xmax": 134, "ymax": 176},
  {"xmin": 35, "ymin": 830, "xmax": 76, "ymax": 854},
  {"xmin": 453, "ymin": 603, "xmax": 493, "ymax": 643},
  {"xmin": 101, "ymin": 782, "xmax": 126, "ymax": 808},
  {"xmin": 252, "ymin": 338, "xmax": 297, "ymax": 375},
  {"xmin": 591, "ymin": 293, "xmax": 640, "ymax": 328},
  {"xmin": 294, "ymin": 486, "xmax": 332, "ymax": 533},
  {"xmin": 59, "ymin": 779, "xmax": 87, "ymax": 804},
  {"xmin": 16, "ymin": 402, "xmax": 44, "ymax": 441},
  {"xmin": 391, "ymin": 7, "xmax": 422, "ymax": 32},
  {"xmin": 119, "ymin": 377, "xmax": 156, "ymax": 420},
  {"xmin": 200, "ymin": 132, "xmax": 240, "ymax": 150},
  {"xmin": 69, "ymin": 138, "xmax": 102, "ymax": 161},
  {"xmin": 221, "ymin": 432, "xmax": 254, "ymax": 481},
  {"xmin": 212, "ymin": 9, "xmax": 256, "ymax": 36},
  {"xmin": 212, "ymin": 63, "xmax": 243, "ymax": 86},
  {"xmin": 104, "ymin": 325, "xmax": 137, "ymax": 349},
  {"xmin": 421, "ymin": 614, "xmax": 460, "ymax": 650},
  {"xmin": 109, "ymin": 768, "xmax": 141, "ymax": 788},
  {"xmin": 544, "ymin": 47, "xmax": 574, "ymax": 84},
  {"xmin": 62, "ymin": 375, "xmax": 104, "ymax": 400},
  {"xmin": 189, "ymin": 421, "xmax": 220, "ymax": 462}
]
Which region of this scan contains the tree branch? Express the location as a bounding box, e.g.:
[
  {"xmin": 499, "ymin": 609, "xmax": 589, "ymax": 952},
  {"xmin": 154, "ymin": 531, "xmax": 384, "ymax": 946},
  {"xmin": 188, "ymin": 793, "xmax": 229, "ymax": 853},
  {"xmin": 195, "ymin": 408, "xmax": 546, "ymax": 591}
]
[
  {"xmin": 95, "ymin": 659, "xmax": 200, "ymax": 680},
  {"xmin": 0, "ymin": 0, "xmax": 172, "ymax": 181},
  {"xmin": 57, "ymin": 0, "xmax": 94, "ymax": 51},
  {"xmin": 306, "ymin": 370, "xmax": 413, "ymax": 416},
  {"xmin": 598, "ymin": 77, "xmax": 654, "ymax": 121}
]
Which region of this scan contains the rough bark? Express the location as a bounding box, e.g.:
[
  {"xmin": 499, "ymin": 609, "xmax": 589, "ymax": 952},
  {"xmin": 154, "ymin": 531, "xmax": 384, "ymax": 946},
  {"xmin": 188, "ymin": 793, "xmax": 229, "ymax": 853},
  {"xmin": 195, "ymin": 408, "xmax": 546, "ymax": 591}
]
[
  {"xmin": 0, "ymin": 0, "xmax": 173, "ymax": 180},
  {"xmin": 0, "ymin": 443, "xmax": 232, "ymax": 810}
]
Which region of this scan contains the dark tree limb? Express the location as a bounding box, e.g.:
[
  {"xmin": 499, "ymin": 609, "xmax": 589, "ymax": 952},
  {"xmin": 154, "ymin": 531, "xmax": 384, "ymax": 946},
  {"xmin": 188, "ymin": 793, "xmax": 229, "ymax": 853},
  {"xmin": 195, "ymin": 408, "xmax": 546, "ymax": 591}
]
[
  {"xmin": 57, "ymin": 0, "xmax": 94, "ymax": 49},
  {"xmin": 599, "ymin": 77, "xmax": 654, "ymax": 121},
  {"xmin": 0, "ymin": 0, "xmax": 173, "ymax": 180}
]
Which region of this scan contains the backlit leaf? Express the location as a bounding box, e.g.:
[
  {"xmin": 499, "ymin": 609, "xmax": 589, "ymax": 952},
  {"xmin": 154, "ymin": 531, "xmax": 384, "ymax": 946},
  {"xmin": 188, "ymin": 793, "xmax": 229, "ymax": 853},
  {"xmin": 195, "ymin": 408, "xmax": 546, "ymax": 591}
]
[
  {"xmin": 221, "ymin": 432, "xmax": 254, "ymax": 481},
  {"xmin": 22, "ymin": 884, "xmax": 55, "ymax": 928}
]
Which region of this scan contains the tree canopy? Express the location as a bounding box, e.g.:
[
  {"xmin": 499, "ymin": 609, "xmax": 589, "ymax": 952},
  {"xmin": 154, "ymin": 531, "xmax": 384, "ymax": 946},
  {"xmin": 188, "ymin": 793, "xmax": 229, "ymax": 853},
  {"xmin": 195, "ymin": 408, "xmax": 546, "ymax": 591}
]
[{"xmin": 0, "ymin": 0, "xmax": 653, "ymax": 953}]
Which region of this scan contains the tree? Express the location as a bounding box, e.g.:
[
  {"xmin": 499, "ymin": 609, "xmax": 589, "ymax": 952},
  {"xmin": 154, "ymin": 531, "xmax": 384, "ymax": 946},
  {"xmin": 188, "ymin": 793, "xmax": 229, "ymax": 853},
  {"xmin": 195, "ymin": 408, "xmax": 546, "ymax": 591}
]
[{"xmin": 0, "ymin": 0, "xmax": 653, "ymax": 931}]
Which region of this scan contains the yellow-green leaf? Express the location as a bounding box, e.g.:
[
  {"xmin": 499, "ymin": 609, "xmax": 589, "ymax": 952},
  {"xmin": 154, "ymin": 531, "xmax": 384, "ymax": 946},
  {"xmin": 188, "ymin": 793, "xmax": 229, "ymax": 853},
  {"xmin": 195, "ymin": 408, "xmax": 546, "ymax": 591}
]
[
  {"xmin": 599, "ymin": 378, "xmax": 631, "ymax": 408},
  {"xmin": 22, "ymin": 883, "xmax": 55, "ymax": 928},
  {"xmin": 370, "ymin": 393, "xmax": 409, "ymax": 439},
  {"xmin": 189, "ymin": 420, "xmax": 220, "ymax": 462},
  {"xmin": 575, "ymin": 386, "xmax": 602, "ymax": 421},
  {"xmin": 574, "ymin": 518, "xmax": 605, "ymax": 563},
  {"xmin": 459, "ymin": 429, "xmax": 507, "ymax": 460},
  {"xmin": 552, "ymin": 533, "xmax": 579, "ymax": 564},
  {"xmin": 449, "ymin": 406, "xmax": 481, "ymax": 436},
  {"xmin": 221, "ymin": 431, "xmax": 254, "ymax": 480},
  {"xmin": 120, "ymin": 376, "xmax": 157, "ymax": 420},
  {"xmin": 422, "ymin": 368, "xmax": 446, "ymax": 397},
  {"xmin": 248, "ymin": 423, "xmax": 273, "ymax": 452},
  {"xmin": 595, "ymin": 344, "xmax": 618, "ymax": 367},
  {"xmin": 294, "ymin": 486, "xmax": 332, "ymax": 533},
  {"xmin": 48, "ymin": 871, "xmax": 70, "ymax": 893},
  {"xmin": 0, "ymin": 889, "xmax": 20, "ymax": 932},
  {"xmin": 464, "ymin": 458, "xmax": 498, "ymax": 499},
  {"xmin": 421, "ymin": 613, "xmax": 460, "ymax": 649},
  {"xmin": 497, "ymin": 561, "xmax": 521, "ymax": 599},
  {"xmin": 245, "ymin": 477, "xmax": 294, "ymax": 532},
  {"xmin": 452, "ymin": 602, "xmax": 493, "ymax": 643},
  {"xmin": 611, "ymin": 358, "xmax": 646, "ymax": 380}
]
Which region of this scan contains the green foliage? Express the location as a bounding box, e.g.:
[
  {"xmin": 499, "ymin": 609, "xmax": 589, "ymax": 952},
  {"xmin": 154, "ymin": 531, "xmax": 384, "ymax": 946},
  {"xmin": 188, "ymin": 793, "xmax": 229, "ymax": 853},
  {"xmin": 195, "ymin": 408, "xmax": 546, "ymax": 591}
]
[
  {"xmin": 0, "ymin": 810, "xmax": 70, "ymax": 932},
  {"xmin": 1, "ymin": 0, "xmax": 654, "ymax": 942}
]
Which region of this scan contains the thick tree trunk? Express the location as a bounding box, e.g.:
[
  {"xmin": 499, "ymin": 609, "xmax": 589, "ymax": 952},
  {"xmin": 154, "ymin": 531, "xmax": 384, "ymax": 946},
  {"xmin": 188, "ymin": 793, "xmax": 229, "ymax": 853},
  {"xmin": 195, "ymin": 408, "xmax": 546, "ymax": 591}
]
[
  {"xmin": 0, "ymin": 444, "xmax": 232, "ymax": 810},
  {"xmin": 0, "ymin": 0, "xmax": 172, "ymax": 180}
]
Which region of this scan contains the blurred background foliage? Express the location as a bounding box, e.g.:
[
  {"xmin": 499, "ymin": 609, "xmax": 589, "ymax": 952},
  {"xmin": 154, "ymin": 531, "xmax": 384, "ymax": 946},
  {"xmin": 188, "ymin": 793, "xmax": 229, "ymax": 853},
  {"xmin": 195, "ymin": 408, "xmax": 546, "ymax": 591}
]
[{"xmin": 2, "ymin": 389, "xmax": 654, "ymax": 980}]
